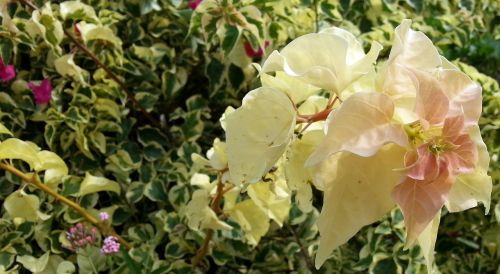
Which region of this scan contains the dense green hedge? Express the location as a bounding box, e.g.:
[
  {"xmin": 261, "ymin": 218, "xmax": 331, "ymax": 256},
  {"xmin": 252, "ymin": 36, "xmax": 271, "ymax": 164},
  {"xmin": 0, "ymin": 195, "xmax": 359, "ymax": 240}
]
[{"xmin": 0, "ymin": 0, "xmax": 498, "ymax": 273}]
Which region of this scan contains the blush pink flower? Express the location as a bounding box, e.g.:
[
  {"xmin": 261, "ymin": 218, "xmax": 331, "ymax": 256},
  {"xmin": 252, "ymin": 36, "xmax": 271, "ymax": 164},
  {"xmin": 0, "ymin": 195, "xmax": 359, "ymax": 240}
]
[
  {"xmin": 188, "ymin": 0, "xmax": 202, "ymax": 10},
  {"xmin": 392, "ymin": 69, "xmax": 480, "ymax": 245},
  {"xmin": 28, "ymin": 79, "xmax": 53, "ymax": 105},
  {"xmin": 0, "ymin": 57, "xmax": 15, "ymax": 82},
  {"xmin": 244, "ymin": 41, "xmax": 270, "ymax": 58}
]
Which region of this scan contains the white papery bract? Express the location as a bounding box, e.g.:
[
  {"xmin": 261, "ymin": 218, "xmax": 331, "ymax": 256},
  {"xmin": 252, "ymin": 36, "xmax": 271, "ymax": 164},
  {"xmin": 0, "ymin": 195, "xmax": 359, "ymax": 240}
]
[{"xmin": 261, "ymin": 27, "xmax": 382, "ymax": 96}]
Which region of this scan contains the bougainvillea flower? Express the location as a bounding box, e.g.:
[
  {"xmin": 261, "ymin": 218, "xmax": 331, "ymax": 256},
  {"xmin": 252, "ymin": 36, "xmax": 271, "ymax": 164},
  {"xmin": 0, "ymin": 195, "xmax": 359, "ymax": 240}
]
[
  {"xmin": 244, "ymin": 41, "xmax": 270, "ymax": 58},
  {"xmin": 28, "ymin": 79, "xmax": 53, "ymax": 105},
  {"xmin": 188, "ymin": 0, "xmax": 202, "ymax": 10},
  {"xmin": 0, "ymin": 57, "xmax": 15, "ymax": 82},
  {"xmin": 260, "ymin": 27, "xmax": 382, "ymax": 96}
]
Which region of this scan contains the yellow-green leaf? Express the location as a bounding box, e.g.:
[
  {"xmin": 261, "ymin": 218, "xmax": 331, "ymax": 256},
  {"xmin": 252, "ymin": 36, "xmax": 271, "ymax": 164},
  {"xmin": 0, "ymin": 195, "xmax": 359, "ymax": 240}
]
[
  {"xmin": 0, "ymin": 122, "xmax": 13, "ymax": 136},
  {"xmin": 54, "ymin": 54, "xmax": 86, "ymax": 84},
  {"xmin": 59, "ymin": 1, "xmax": 98, "ymax": 22},
  {"xmin": 76, "ymin": 22, "xmax": 122, "ymax": 49},
  {"xmin": 78, "ymin": 172, "xmax": 120, "ymax": 196},
  {"xmin": 37, "ymin": 150, "xmax": 68, "ymax": 188},
  {"xmin": 0, "ymin": 138, "xmax": 42, "ymax": 170},
  {"xmin": 4, "ymin": 190, "xmax": 41, "ymax": 222},
  {"xmin": 16, "ymin": 252, "xmax": 50, "ymax": 273}
]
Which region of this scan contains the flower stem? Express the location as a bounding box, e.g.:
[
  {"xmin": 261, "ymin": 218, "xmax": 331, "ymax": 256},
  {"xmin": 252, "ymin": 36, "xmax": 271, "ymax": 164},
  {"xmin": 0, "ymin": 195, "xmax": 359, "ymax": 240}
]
[
  {"xmin": 192, "ymin": 174, "xmax": 225, "ymax": 267},
  {"xmin": 0, "ymin": 162, "xmax": 132, "ymax": 250}
]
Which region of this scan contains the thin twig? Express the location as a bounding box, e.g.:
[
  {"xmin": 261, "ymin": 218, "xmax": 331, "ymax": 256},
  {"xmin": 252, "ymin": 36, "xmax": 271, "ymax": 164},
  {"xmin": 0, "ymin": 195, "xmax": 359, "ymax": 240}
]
[
  {"xmin": 17, "ymin": 0, "xmax": 162, "ymax": 128},
  {"xmin": 192, "ymin": 175, "xmax": 225, "ymax": 266},
  {"xmin": 0, "ymin": 162, "xmax": 132, "ymax": 250},
  {"xmin": 287, "ymin": 225, "xmax": 314, "ymax": 270}
]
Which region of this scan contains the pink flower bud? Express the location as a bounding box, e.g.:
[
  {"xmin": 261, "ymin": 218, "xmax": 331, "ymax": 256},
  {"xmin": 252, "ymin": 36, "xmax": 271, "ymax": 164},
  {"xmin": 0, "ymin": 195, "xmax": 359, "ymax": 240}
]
[
  {"xmin": 0, "ymin": 57, "xmax": 16, "ymax": 82},
  {"xmin": 28, "ymin": 79, "xmax": 52, "ymax": 105}
]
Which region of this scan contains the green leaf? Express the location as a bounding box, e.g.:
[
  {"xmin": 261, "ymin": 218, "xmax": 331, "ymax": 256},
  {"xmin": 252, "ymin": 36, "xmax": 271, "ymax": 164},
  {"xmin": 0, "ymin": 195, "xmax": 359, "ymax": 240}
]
[
  {"xmin": 78, "ymin": 172, "xmax": 120, "ymax": 196},
  {"xmin": 16, "ymin": 252, "xmax": 50, "ymax": 273},
  {"xmin": 221, "ymin": 25, "xmax": 240, "ymax": 56}
]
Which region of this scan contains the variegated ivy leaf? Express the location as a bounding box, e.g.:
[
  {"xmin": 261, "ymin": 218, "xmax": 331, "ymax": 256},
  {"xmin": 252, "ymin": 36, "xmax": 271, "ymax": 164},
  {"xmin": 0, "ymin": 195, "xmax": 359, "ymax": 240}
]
[
  {"xmin": 54, "ymin": 54, "xmax": 87, "ymax": 84},
  {"xmin": 29, "ymin": 2, "xmax": 64, "ymax": 53},
  {"xmin": 78, "ymin": 172, "xmax": 120, "ymax": 196},
  {"xmin": 76, "ymin": 22, "xmax": 123, "ymax": 49},
  {"xmin": 59, "ymin": 1, "xmax": 99, "ymax": 22},
  {"xmin": 224, "ymin": 87, "xmax": 296, "ymax": 185}
]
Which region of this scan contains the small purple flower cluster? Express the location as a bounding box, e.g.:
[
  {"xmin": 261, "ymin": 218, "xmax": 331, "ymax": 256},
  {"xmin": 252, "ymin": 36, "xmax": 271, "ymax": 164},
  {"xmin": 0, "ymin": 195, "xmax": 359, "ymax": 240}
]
[
  {"xmin": 100, "ymin": 236, "xmax": 120, "ymax": 254},
  {"xmin": 66, "ymin": 223, "xmax": 97, "ymax": 250}
]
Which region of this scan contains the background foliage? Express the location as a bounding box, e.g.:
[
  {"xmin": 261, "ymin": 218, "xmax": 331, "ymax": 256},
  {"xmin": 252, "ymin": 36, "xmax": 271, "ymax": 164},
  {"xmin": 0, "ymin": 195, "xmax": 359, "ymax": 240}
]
[{"xmin": 0, "ymin": 0, "xmax": 498, "ymax": 273}]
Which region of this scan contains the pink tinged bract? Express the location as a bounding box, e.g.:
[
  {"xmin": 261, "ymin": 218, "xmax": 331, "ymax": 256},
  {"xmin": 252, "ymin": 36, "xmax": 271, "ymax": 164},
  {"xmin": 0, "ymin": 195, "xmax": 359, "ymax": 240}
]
[
  {"xmin": 438, "ymin": 69, "xmax": 482, "ymax": 127},
  {"xmin": 412, "ymin": 69, "xmax": 449, "ymax": 127},
  {"xmin": 28, "ymin": 79, "xmax": 53, "ymax": 105},
  {"xmin": 306, "ymin": 92, "xmax": 408, "ymax": 166},
  {"xmin": 0, "ymin": 57, "xmax": 15, "ymax": 82},
  {"xmin": 392, "ymin": 167, "xmax": 453, "ymax": 247}
]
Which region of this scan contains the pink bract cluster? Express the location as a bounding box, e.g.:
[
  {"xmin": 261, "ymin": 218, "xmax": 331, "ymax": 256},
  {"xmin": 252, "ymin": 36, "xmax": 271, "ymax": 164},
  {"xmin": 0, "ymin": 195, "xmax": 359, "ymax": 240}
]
[{"xmin": 66, "ymin": 223, "xmax": 97, "ymax": 250}]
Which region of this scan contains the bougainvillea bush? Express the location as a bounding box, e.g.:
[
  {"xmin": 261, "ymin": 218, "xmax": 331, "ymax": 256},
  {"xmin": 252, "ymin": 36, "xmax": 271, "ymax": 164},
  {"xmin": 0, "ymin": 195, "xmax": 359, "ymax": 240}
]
[{"xmin": 0, "ymin": 0, "xmax": 498, "ymax": 273}]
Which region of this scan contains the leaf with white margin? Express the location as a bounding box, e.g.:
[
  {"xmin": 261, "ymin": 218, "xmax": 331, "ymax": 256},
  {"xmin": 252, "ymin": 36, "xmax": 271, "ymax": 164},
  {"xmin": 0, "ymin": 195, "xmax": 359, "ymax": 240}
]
[
  {"xmin": 0, "ymin": 138, "xmax": 42, "ymax": 170},
  {"xmin": 314, "ymin": 144, "xmax": 406, "ymax": 268},
  {"xmin": 225, "ymin": 87, "xmax": 296, "ymax": 184},
  {"xmin": 0, "ymin": 0, "xmax": 18, "ymax": 32},
  {"xmin": 247, "ymin": 179, "xmax": 291, "ymax": 226},
  {"xmin": 37, "ymin": 150, "xmax": 68, "ymax": 188},
  {"xmin": 54, "ymin": 54, "xmax": 86, "ymax": 84},
  {"xmin": 59, "ymin": 1, "xmax": 98, "ymax": 22},
  {"xmin": 78, "ymin": 172, "xmax": 120, "ymax": 196},
  {"xmin": 4, "ymin": 190, "xmax": 46, "ymax": 222},
  {"xmin": 285, "ymin": 130, "xmax": 324, "ymax": 212},
  {"xmin": 0, "ymin": 122, "xmax": 13, "ymax": 136},
  {"xmin": 417, "ymin": 210, "xmax": 440, "ymax": 274},
  {"xmin": 446, "ymin": 125, "xmax": 492, "ymax": 213},
  {"xmin": 229, "ymin": 199, "xmax": 270, "ymax": 246},
  {"xmin": 76, "ymin": 22, "xmax": 123, "ymax": 49},
  {"xmin": 306, "ymin": 92, "xmax": 408, "ymax": 166},
  {"xmin": 261, "ymin": 27, "xmax": 381, "ymax": 96},
  {"xmin": 16, "ymin": 252, "xmax": 50, "ymax": 273},
  {"xmin": 260, "ymin": 71, "xmax": 320, "ymax": 104},
  {"xmin": 30, "ymin": 3, "xmax": 64, "ymax": 51}
]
